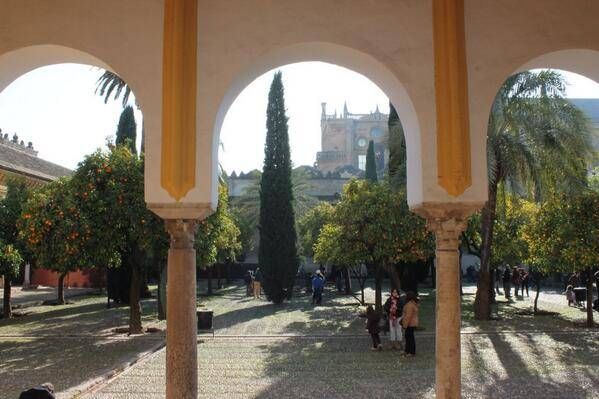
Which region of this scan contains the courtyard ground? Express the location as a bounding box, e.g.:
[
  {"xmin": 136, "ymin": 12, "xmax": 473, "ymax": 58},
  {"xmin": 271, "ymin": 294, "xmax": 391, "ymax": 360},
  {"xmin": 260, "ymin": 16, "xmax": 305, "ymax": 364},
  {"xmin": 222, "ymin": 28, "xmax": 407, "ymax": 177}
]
[
  {"xmin": 0, "ymin": 286, "xmax": 98, "ymax": 310},
  {"xmin": 0, "ymin": 291, "xmax": 165, "ymax": 399},
  {"xmin": 81, "ymin": 282, "xmax": 598, "ymax": 399}
]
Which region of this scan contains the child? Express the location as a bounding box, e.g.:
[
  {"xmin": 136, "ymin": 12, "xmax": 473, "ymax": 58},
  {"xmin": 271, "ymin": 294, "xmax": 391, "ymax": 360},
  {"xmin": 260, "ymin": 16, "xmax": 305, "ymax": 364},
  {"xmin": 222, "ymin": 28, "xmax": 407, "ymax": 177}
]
[
  {"xmin": 564, "ymin": 285, "xmax": 577, "ymax": 307},
  {"xmin": 365, "ymin": 305, "xmax": 382, "ymax": 351}
]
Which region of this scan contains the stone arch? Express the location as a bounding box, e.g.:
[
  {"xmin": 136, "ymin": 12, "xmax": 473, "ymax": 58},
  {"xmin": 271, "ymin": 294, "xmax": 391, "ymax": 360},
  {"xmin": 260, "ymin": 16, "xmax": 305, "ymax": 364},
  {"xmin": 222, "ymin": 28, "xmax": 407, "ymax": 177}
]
[
  {"xmin": 210, "ymin": 42, "xmax": 423, "ymax": 207},
  {"xmin": 515, "ymin": 49, "xmax": 599, "ymax": 86},
  {"xmin": 480, "ymin": 49, "xmax": 599, "ymax": 126},
  {"xmin": 0, "ymin": 43, "xmax": 154, "ymax": 165},
  {"xmin": 0, "ymin": 44, "xmax": 114, "ymax": 95},
  {"xmin": 0, "ymin": 43, "xmax": 154, "ymax": 115}
]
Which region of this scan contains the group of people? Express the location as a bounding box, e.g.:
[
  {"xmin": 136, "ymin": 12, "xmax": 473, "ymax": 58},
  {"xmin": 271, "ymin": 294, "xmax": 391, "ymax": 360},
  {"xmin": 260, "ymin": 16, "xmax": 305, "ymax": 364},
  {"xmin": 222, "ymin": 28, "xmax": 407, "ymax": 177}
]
[
  {"xmin": 243, "ymin": 268, "xmax": 263, "ymax": 299},
  {"xmin": 498, "ymin": 265, "xmax": 531, "ymax": 299},
  {"xmin": 365, "ymin": 289, "xmax": 419, "ymax": 357}
]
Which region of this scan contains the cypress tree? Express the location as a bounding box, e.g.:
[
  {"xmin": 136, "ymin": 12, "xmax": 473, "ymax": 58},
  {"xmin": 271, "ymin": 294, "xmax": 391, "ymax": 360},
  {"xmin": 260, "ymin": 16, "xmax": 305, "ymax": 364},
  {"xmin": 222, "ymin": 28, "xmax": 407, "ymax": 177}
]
[
  {"xmin": 388, "ymin": 102, "xmax": 407, "ymax": 188},
  {"xmin": 258, "ymin": 71, "xmax": 298, "ymax": 304},
  {"xmin": 365, "ymin": 140, "xmax": 378, "ymax": 182},
  {"xmin": 115, "ymin": 105, "xmax": 137, "ymax": 154}
]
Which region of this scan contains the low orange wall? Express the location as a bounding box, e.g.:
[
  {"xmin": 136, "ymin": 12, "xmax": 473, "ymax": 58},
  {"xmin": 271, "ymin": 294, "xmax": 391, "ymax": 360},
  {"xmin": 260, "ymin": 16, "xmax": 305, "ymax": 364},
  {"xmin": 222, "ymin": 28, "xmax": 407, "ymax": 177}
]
[{"xmin": 31, "ymin": 268, "xmax": 106, "ymax": 288}]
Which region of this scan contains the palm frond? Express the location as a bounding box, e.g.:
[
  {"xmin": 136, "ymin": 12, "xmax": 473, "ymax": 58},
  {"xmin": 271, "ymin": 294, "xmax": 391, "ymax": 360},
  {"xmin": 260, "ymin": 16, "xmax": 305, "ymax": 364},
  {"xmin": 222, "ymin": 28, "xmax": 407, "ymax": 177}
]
[
  {"xmin": 488, "ymin": 70, "xmax": 595, "ymax": 201},
  {"xmin": 95, "ymin": 70, "xmax": 132, "ymax": 107}
]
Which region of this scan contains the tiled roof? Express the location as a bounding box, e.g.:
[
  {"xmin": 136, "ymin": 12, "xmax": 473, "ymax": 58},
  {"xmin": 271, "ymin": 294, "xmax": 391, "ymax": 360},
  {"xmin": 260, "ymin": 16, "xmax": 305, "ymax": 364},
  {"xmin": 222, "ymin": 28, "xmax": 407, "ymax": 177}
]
[{"xmin": 0, "ymin": 142, "xmax": 72, "ymax": 182}]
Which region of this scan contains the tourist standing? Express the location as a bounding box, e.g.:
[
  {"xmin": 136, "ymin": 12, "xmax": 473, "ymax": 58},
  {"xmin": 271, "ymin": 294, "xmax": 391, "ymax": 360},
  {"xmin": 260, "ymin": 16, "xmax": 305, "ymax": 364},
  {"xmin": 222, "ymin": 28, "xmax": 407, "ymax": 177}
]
[
  {"xmin": 384, "ymin": 289, "xmax": 404, "ymax": 350},
  {"xmin": 365, "ymin": 305, "xmax": 383, "ymax": 351},
  {"xmin": 401, "ymin": 291, "xmax": 419, "ymax": 357},
  {"xmin": 503, "ymin": 266, "xmax": 512, "ymax": 299},
  {"xmin": 253, "ymin": 267, "xmax": 262, "ymax": 299},
  {"xmin": 520, "ymin": 269, "xmax": 530, "ymax": 297},
  {"xmin": 512, "ymin": 267, "xmax": 521, "ymax": 297},
  {"xmin": 244, "ymin": 270, "xmax": 253, "ymax": 296},
  {"xmin": 564, "ymin": 285, "xmax": 577, "ymax": 307},
  {"xmin": 494, "ymin": 266, "xmax": 502, "ymax": 295},
  {"xmin": 312, "ymin": 270, "xmax": 325, "ymax": 305}
]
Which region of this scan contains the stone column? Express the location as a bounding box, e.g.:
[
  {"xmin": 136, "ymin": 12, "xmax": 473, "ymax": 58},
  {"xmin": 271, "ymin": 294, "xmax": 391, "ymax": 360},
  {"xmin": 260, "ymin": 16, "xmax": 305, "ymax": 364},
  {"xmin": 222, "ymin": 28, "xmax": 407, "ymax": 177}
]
[
  {"xmin": 415, "ymin": 204, "xmax": 476, "ymax": 399},
  {"xmin": 165, "ymin": 219, "xmax": 198, "ymax": 399}
]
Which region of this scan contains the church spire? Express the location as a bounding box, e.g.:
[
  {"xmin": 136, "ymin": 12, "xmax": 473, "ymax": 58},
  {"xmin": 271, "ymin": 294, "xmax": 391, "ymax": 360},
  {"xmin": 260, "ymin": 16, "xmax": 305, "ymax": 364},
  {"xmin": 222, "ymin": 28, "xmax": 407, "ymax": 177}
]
[{"xmin": 343, "ymin": 101, "xmax": 348, "ymax": 118}]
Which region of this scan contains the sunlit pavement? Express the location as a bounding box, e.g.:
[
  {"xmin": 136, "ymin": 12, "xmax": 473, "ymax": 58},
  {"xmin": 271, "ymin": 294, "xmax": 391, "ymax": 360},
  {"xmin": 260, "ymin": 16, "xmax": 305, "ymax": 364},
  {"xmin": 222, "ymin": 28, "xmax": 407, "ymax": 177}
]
[{"xmin": 84, "ymin": 284, "xmax": 599, "ymax": 399}]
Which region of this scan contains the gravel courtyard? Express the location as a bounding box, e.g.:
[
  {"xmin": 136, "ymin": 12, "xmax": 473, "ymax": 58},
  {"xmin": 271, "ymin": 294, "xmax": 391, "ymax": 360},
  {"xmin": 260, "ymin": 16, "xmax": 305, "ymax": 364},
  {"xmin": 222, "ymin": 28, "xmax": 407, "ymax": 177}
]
[{"xmin": 83, "ymin": 284, "xmax": 599, "ymax": 399}]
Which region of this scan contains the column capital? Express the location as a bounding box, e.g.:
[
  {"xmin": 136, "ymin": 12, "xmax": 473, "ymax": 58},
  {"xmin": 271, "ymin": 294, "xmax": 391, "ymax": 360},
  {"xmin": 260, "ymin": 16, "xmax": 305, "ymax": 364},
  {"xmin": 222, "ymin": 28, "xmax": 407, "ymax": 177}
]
[
  {"xmin": 165, "ymin": 219, "xmax": 198, "ymax": 250},
  {"xmin": 412, "ymin": 202, "xmax": 482, "ymax": 250}
]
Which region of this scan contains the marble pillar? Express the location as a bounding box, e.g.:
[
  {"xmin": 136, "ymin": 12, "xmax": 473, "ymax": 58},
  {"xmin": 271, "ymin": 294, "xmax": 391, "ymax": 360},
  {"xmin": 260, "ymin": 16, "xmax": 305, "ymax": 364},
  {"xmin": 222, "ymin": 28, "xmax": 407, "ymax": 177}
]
[
  {"xmin": 415, "ymin": 203, "xmax": 477, "ymax": 399},
  {"xmin": 165, "ymin": 219, "xmax": 198, "ymax": 399}
]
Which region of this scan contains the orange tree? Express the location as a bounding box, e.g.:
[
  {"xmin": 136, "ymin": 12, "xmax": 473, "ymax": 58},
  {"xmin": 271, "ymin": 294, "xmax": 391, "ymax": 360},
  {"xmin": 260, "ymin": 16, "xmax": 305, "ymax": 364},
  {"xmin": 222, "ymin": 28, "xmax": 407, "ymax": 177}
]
[
  {"xmin": 19, "ymin": 178, "xmax": 101, "ymax": 304},
  {"xmin": 70, "ymin": 146, "xmax": 167, "ymax": 333},
  {"xmin": 196, "ymin": 183, "xmax": 241, "ymax": 295},
  {"xmin": 0, "ymin": 178, "xmax": 30, "ymax": 317},
  {"xmin": 298, "ymin": 202, "xmax": 335, "ymax": 260},
  {"xmin": 525, "ymin": 191, "xmax": 599, "ymax": 325},
  {"xmin": 0, "ymin": 243, "xmax": 23, "ymax": 318},
  {"xmin": 314, "ymin": 180, "xmax": 433, "ymax": 311}
]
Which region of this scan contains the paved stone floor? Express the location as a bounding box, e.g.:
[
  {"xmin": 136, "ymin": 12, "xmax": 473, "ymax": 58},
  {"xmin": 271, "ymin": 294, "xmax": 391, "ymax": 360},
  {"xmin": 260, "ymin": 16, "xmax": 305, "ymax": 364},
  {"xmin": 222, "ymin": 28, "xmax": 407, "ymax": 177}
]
[{"xmin": 84, "ymin": 285, "xmax": 599, "ymax": 399}]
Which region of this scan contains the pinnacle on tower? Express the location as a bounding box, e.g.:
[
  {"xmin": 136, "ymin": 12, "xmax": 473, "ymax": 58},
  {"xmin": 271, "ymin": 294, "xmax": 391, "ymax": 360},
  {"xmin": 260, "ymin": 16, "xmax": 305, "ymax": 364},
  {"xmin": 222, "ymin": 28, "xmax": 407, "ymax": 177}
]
[
  {"xmin": 321, "ymin": 102, "xmax": 327, "ymax": 119},
  {"xmin": 343, "ymin": 101, "xmax": 348, "ymax": 118}
]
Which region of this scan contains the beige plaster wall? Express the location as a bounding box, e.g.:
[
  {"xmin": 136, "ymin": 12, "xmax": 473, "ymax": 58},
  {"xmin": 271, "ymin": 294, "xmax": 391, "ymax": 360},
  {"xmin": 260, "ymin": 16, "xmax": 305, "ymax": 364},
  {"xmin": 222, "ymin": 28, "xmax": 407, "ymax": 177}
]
[{"xmin": 2, "ymin": 0, "xmax": 599, "ymax": 216}]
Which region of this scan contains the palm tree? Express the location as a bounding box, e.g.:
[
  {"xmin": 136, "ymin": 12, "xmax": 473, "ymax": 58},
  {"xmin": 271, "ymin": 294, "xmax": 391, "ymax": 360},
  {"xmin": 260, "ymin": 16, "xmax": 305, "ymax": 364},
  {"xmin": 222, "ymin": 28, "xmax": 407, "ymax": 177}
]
[
  {"xmin": 95, "ymin": 70, "xmax": 144, "ymax": 153},
  {"xmin": 474, "ymin": 70, "xmax": 594, "ymax": 320}
]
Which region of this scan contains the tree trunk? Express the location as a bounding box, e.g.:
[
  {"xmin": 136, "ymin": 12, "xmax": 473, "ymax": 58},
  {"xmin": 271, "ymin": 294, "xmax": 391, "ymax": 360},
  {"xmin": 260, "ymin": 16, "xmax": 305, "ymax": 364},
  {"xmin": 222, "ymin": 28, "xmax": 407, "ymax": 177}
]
[
  {"xmin": 217, "ymin": 264, "xmax": 223, "ymax": 289},
  {"xmin": 375, "ymin": 264, "xmax": 383, "ymax": 312},
  {"xmin": 3, "ymin": 277, "xmax": 12, "ymax": 319},
  {"xmin": 207, "ymin": 267, "xmax": 213, "ymax": 295},
  {"xmin": 586, "ymin": 268, "xmax": 594, "ymax": 328},
  {"xmin": 360, "ymin": 284, "xmax": 365, "ymax": 305},
  {"xmin": 489, "ymin": 267, "xmax": 496, "ymax": 304},
  {"xmin": 343, "ymin": 267, "xmax": 352, "ymax": 295},
  {"xmin": 533, "ymin": 276, "xmax": 541, "ymax": 314},
  {"xmin": 383, "ymin": 263, "xmax": 402, "ymax": 292},
  {"xmin": 157, "ymin": 263, "xmax": 167, "ymax": 320},
  {"xmin": 129, "ymin": 264, "xmax": 143, "ymax": 334},
  {"xmin": 57, "ymin": 272, "xmax": 67, "ymax": 305},
  {"xmin": 474, "ymin": 179, "xmax": 498, "ymax": 320}
]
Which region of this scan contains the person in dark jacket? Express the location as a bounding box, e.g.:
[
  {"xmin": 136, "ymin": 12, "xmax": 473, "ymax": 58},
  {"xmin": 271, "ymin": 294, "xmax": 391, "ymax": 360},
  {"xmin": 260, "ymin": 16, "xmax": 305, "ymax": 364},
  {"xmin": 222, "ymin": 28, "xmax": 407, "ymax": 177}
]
[
  {"xmin": 19, "ymin": 383, "xmax": 55, "ymax": 399},
  {"xmin": 312, "ymin": 270, "xmax": 325, "ymax": 305},
  {"xmin": 365, "ymin": 305, "xmax": 382, "ymax": 351}
]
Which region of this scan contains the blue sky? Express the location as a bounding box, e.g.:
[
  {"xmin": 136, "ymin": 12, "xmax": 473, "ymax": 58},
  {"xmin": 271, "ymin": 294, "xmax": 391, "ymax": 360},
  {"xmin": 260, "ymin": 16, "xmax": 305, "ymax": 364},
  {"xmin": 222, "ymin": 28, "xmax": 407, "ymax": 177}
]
[{"xmin": 0, "ymin": 63, "xmax": 597, "ymax": 172}]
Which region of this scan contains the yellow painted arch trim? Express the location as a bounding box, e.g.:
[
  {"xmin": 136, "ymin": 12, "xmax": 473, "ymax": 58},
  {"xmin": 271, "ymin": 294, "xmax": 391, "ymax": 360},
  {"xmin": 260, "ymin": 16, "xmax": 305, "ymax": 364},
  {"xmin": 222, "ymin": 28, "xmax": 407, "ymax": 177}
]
[
  {"xmin": 433, "ymin": 0, "xmax": 472, "ymax": 196},
  {"xmin": 161, "ymin": 0, "xmax": 197, "ymax": 201}
]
